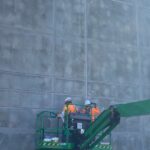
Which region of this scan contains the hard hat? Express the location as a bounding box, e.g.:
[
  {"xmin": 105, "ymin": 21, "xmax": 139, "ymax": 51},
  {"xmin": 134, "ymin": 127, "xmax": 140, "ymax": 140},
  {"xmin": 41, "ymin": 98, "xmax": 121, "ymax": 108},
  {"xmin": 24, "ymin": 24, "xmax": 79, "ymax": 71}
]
[
  {"xmin": 84, "ymin": 99, "xmax": 91, "ymax": 106},
  {"xmin": 64, "ymin": 97, "xmax": 72, "ymax": 103}
]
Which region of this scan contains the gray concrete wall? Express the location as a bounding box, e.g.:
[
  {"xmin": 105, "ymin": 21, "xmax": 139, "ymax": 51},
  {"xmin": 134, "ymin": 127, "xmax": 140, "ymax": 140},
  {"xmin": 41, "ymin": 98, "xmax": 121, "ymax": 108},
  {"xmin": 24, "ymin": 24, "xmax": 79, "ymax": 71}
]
[{"xmin": 0, "ymin": 0, "xmax": 150, "ymax": 149}]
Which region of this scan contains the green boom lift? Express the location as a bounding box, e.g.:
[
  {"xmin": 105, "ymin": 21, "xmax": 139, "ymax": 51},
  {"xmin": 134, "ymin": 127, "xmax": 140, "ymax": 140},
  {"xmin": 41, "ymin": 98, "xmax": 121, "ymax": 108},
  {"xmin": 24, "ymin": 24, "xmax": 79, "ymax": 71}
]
[{"xmin": 36, "ymin": 99, "xmax": 150, "ymax": 150}]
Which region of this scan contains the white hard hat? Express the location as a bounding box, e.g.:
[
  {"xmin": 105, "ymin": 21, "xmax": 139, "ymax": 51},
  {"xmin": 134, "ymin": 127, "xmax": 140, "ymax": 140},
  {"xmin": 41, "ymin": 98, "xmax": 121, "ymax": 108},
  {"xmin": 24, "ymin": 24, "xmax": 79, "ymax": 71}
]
[
  {"xmin": 64, "ymin": 97, "xmax": 72, "ymax": 103},
  {"xmin": 84, "ymin": 99, "xmax": 91, "ymax": 105}
]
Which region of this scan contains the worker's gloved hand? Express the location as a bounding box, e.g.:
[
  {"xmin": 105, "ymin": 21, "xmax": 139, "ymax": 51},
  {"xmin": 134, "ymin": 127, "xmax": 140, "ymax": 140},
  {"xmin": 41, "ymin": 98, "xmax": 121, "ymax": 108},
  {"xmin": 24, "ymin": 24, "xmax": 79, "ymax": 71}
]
[
  {"xmin": 80, "ymin": 129, "xmax": 85, "ymax": 134},
  {"xmin": 57, "ymin": 113, "xmax": 61, "ymax": 117},
  {"xmin": 57, "ymin": 113, "xmax": 64, "ymax": 122}
]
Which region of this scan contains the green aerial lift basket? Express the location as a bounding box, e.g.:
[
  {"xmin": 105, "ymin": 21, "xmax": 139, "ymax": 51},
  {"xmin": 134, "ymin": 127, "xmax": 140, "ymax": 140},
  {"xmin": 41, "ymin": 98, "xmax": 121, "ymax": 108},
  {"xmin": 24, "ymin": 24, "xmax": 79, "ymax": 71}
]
[
  {"xmin": 35, "ymin": 110, "xmax": 112, "ymax": 150},
  {"xmin": 36, "ymin": 99, "xmax": 150, "ymax": 150},
  {"xmin": 36, "ymin": 111, "xmax": 75, "ymax": 150}
]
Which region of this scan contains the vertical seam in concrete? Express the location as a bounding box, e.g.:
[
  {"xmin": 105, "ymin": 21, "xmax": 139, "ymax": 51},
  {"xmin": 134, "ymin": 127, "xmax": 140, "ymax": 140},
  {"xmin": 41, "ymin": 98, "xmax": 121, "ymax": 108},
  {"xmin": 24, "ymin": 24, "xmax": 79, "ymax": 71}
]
[
  {"xmin": 135, "ymin": 1, "xmax": 144, "ymax": 150},
  {"xmin": 135, "ymin": 1, "xmax": 142, "ymax": 99},
  {"xmin": 51, "ymin": 0, "xmax": 56, "ymax": 102},
  {"xmin": 84, "ymin": 0, "xmax": 88, "ymax": 98}
]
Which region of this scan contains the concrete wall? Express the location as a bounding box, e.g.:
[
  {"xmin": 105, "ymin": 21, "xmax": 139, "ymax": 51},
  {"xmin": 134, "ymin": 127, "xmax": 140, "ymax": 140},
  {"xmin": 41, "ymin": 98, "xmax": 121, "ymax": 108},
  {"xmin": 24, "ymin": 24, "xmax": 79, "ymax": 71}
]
[{"xmin": 0, "ymin": 0, "xmax": 150, "ymax": 149}]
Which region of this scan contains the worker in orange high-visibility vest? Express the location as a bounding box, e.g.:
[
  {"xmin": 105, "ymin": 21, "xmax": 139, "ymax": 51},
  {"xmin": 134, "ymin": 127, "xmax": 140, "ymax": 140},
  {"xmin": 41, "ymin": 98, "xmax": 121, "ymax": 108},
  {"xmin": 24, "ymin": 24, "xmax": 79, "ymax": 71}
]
[
  {"xmin": 80, "ymin": 99, "xmax": 91, "ymax": 114},
  {"xmin": 81, "ymin": 99, "xmax": 101, "ymax": 122},
  {"xmin": 58, "ymin": 97, "xmax": 77, "ymax": 142},
  {"xmin": 63, "ymin": 97, "xmax": 77, "ymax": 113},
  {"xmin": 91, "ymin": 102, "xmax": 101, "ymax": 122},
  {"xmin": 58, "ymin": 97, "xmax": 77, "ymax": 122}
]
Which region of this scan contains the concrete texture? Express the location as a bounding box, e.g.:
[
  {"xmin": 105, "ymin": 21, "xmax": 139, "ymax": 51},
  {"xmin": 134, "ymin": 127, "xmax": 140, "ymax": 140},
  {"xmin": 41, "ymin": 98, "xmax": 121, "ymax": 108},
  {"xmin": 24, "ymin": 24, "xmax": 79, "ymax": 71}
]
[
  {"xmin": 112, "ymin": 132, "xmax": 143, "ymax": 150},
  {"xmin": 0, "ymin": 0, "xmax": 150, "ymax": 149}
]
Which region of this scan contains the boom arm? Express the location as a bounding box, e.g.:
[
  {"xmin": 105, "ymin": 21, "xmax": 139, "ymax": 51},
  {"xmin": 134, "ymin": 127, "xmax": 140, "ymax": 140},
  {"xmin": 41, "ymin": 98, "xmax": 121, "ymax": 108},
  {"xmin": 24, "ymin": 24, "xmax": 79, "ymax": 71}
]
[
  {"xmin": 116, "ymin": 99, "xmax": 150, "ymax": 117},
  {"xmin": 80, "ymin": 99, "xmax": 150, "ymax": 150}
]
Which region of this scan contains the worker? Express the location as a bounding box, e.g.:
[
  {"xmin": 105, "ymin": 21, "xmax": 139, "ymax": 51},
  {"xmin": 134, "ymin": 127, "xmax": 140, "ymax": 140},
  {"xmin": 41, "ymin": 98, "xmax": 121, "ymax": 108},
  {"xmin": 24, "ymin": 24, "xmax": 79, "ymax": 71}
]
[
  {"xmin": 59, "ymin": 97, "xmax": 77, "ymax": 142},
  {"xmin": 91, "ymin": 102, "xmax": 101, "ymax": 122},
  {"xmin": 81, "ymin": 99, "xmax": 101, "ymax": 122},
  {"xmin": 58, "ymin": 97, "xmax": 77, "ymax": 122},
  {"xmin": 80, "ymin": 99, "xmax": 91, "ymax": 114},
  {"xmin": 63, "ymin": 97, "xmax": 77, "ymax": 114}
]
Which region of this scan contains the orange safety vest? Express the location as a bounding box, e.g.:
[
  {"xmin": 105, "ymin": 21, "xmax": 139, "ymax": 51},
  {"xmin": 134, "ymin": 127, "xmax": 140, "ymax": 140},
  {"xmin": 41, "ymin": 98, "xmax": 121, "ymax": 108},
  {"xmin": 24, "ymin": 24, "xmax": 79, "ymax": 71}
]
[
  {"xmin": 91, "ymin": 107, "xmax": 101, "ymax": 122},
  {"xmin": 63, "ymin": 104, "xmax": 77, "ymax": 113},
  {"xmin": 80, "ymin": 106, "xmax": 101, "ymax": 122}
]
